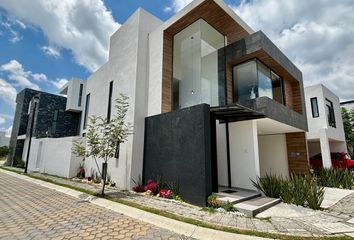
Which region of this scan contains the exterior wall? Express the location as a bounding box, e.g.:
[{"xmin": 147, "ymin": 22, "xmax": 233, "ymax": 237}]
[
  {"xmin": 216, "ymin": 121, "xmax": 228, "ymax": 186},
  {"xmin": 305, "ymin": 84, "xmax": 347, "ymax": 168},
  {"xmin": 259, "ymin": 134, "xmax": 289, "ymax": 178},
  {"xmin": 308, "ymin": 141, "xmax": 321, "ymax": 157},
  {"xmin": 229, "ymin": 120, "xmax": 259, "ymax": 190},
  {"xmin": 26, "ymin": 137, "xmax": 83, "ymax": 178},
  {"xmin": 305, "ymin": 84, "xmax": 345, "ymax": 142},
  {"xmin": 286, "ymin": 132, "xmax": 309, "ymax": 174},
  {"xmin": 60, "ymin": 78, "xmax": 86, "ymax": 113},
  {"xmin": 84, "ymin": 9, "xmax": 162, "ymax": 190},
  {"xmin": 34, "ymin": 93, "xmax": 80, "ymax": 138},
  {"xmin": 6, "ymin": 89, "xmax": 40, "ymax": 165},
  {"xmin": 0, "ymin": 132, "xmax": 9, "ymax": 147},
  {"xmin": 143, "ymin": 104, "xmax": 212, "ymax": 206}
]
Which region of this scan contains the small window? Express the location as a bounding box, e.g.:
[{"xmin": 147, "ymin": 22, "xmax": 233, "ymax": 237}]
[
  {"xmin": 78, "ymin": 84, "xmax": 83, "ymax": 107},
  {"xmin": 83, "ymin": 94, "xmax": 90, "ymax": 130},
  {"xmin": 107, "ymin": 81, "xmax": 113, "ymax": 122},
  {"xmin": 311, "ymin": 97, "xmax": 319, "ymax": 118},
  {"xmin": 325, "ymin": 98, "xmax": 336, "ymax": 128}
]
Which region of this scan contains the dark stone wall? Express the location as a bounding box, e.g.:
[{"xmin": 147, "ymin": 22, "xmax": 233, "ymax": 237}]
[
  {"xmin": 6, "ymin": 88, "xmax": 81, "ymax": 166},
  {"xmin": 143, "ymin": 104, "xmax": 212, "ymax": 206},
  {"xmin": 6, "ymin": 89, "xmax": 41, "ymax": 165},
  {"xmin": 33, "ymin": 93, "xmax": 80, "ymax": 138}
]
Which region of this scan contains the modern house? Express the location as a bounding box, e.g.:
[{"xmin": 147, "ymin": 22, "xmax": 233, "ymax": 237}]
[
  {"xmin": 7, "ymin": 0, "xmax": 309, "ymax": 206},
  {"xmin": 0, "ymin": 131, "xmax": 9, "ymax": 147},
  {"xmin": 6, "ymin": 88, "xmax": 82, "ymax": 176},
  {"xmin": 304, "ymin": 84, "xmax": 347, "ymax": 168}
]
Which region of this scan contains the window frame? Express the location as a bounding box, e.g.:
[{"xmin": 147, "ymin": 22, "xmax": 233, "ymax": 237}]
[
  {"xmin": 310, "ymin": 97, "xmax": 319, "ymax": 118},
  {"xmin": 232, "ymin": 58, "xmax": 285, "ymax": 105},
  {"xmin": 78, "ymin": 83, "xmax": 83, "ymax": 107},
  {"xmin": 83, "ymin": 93, "xmax": 90, "ymax": 130},
  {"xmin": 107, "ymin": 81, "xmax": 113, "ymax": 122},
  {"xmin": 325, "ymin": 98, "xmax": 336, "ymax": 128}
]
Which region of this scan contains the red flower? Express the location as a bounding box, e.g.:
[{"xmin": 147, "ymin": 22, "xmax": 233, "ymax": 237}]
[
  {"xmin": 159, "ymin": 189, "xmax": 172, "ymax": 198},
  {"xmin": 144, "ymin": 180, "xmax": 158, "ymax": 194}
]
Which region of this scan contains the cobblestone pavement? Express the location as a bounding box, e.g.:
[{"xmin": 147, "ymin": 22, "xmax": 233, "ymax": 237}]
[
  {"xmin": 0, "ymin": 172, "xmax": 193, "ymax": 240},
  {"xmin": 27, "ymin": 170, "xmax": 354, "ymax": 237}
]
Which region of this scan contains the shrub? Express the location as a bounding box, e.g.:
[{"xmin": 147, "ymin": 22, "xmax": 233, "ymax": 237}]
[
  {"xmin": 207, "ymin": 194, "xmax": 221, "ymax": 208},
  {"xmin": 252, "ymin": 173, "xmax": 325, "ymax": 210},
  {"xmin": 251, "ymin": 173, "xmax": 283, "ymax": 198},
  {"xmin": 221, "ymin": 201, "xmax": 237, "ymax": 212},
  {"xmin": 315, "ymin": 168, "xmax": 353, "ymax": 189},
  {"xmin": 0, "ymin": 146, "xmax": 9, "ymax": 157},
  {"xmin": 306, "ymin": 180, "xmax": 325, "ymax": 210},
  {"xmin": 13, "ymin": 156, "xmax": 25, "ymax": 168}
]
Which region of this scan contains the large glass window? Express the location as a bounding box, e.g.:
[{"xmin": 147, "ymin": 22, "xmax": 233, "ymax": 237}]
[
  {"xmin": 233, "ymin": 59, "xmax": 284, "ymax": 104},
  {"xmin": 173, "ymin": 19, "xmax": 225, "ymax": 110},
  {"xmin": 325, "ymin": 98, "xmax": 336, "ymax": 128}
]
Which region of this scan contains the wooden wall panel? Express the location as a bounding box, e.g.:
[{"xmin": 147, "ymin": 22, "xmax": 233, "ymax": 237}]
[
  {"xmin": 162, "ymin": 33, "xmax": 173, "ymax": 113},
  {"xmin": 161, "ymin": 0, "xmax": 250, "ymax": 112},
  {"xmin": 286, "ymin": 132, "xmax": 309, "ymax": 174}
]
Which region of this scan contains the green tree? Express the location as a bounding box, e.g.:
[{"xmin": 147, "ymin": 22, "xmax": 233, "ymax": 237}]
[
  {"xmin": 341, "ymin": 107, "xmax": 354, "ymax": 157},
  {"xmin": 73, "ymin": 93, "xmax": 133, "ymax": 195}
]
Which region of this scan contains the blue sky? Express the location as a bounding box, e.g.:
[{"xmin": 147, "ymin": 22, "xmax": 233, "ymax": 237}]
[{"xmin": 0, "ymin": 0, "xmax": 354, "ymax": 135}]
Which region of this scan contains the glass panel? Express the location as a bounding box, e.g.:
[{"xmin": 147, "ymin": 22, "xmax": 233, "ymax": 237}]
[
  {"xmin": 257, "ymin": 62, "xmax": 273, "ymax": 99},
  {"xmin": 233, "ymin": 60, "xmax": 257, "ymax": 101},
  {"xmin": 173, "ymin": 19, "xmax": 224, "ymax": 109},
  {"xmin": 271, "ymin": 72, "xmax": 283, "ymax": 104},
  {"xmin": 233, "ymin": 60, "xmax": 285, "ymax": 104},
  {"xmin": 326, "ymin": 99, "xmax": 336, "ymax": 127}
]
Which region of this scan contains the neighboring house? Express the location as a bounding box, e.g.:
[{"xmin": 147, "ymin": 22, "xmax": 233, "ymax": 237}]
[
  {"xmin": 7, "ymin": 0, "xmax": 309, "ymax": 206},
  {"xmin": 340, "ymin": 100, "xmax": 354, "ymax": 111},
  {"xmin": 304, "ymin": 84, "xmax": 347, "ymax": 168},
  {"xmin": 6, "ymin": 88, "xmax": 82, "ymax": 177},
  {"xmin": 0, "ymin": 131, "xmax": 10, "ymax": 147}
]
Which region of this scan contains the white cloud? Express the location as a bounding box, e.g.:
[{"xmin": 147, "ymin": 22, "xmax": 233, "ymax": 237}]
[
  {"xmin": 0, "ymin": 125, "xmax": 13, "ymax": 137},
  {"xmin": 0, "ymin": 0, "xmax": 120, "ymax": 72},
  {"xmin": 231, "ymin": 0, "xmax": 354, "ymax": 101},
  {"xmin": 41, "ymin": 46, "xmax": 60, "ymax": 58},
  {"xmin": 52, "ymin": 78, "xmax": 68, "ymax": 89},
  {"xmin": 0, "ymin": 78, "xmax": 17, "ymax": 108},
  {"xmin": 0, "ymin": 60, "xmax": 40, "ymax": 90},
  {"xmin": 0, "ymin": 116, "xmax": 5, "ymax": 125},
  {"xmin": 165, "ymin": 0, "xmax": 193, "ymax": 12}
]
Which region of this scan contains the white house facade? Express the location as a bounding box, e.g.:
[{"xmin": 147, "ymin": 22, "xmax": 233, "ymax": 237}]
[
  {"xmin": 7, "ymin": 0, "xmax": 310, "ymax": 206},
  {"xmin": 305, "ymin": 84, "xmax": 347, "ymax": 168}
]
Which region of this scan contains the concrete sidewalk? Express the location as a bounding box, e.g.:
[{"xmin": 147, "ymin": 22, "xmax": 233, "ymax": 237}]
[{"xmin": 0, "ymin": 169, "xmax": 268, "ymax": 240}]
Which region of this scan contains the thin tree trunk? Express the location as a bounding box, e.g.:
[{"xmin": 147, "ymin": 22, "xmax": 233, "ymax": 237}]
[{"xmin": 93, "ymin": 156, "xmax": 102, "ymax": 176}]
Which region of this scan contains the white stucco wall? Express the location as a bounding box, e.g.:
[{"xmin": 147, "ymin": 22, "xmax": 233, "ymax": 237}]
[
  {"xmin": 305, "ymin": 84, "xmax": 346, "ymax": 141},
  {"xmin": 259, "ymin": 134, "xmax": 289, "ymax": 178},
  {"xmin": 26, "ymin": 137, "xmax": 83, "ymax": 178},
  {"xmin": 216, "ymin": 121, "xmax": 228, "ymax": 186},
  {"xmin": 305, "ymin": 84, "xmax": 347, "ymax": 168},
  {"xmin": 229, "ymin": 120, "xmax": 259, "ymax": 190},
  {"xmin": 84, "ymin": 9, "xmax": 162, "ymax": 189},
  {"xmin": 60, "ymin": 78, "xmax": 86, "ymax": 113}
]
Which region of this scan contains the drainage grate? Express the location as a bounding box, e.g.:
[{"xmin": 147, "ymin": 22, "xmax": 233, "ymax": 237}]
[{"xmin": 222, "ymin": 190, "xmax": 237, "ymax": 194}]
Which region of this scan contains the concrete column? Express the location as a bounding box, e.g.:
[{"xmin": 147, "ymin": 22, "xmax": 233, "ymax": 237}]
[{"xmin": 319, "ymin": 129, "xmax": 332, "ymax": 168}]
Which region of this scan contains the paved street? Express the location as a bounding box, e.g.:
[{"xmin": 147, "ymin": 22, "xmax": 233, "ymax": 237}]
[{"xmin": 0, "ymin": 171, "xmax": 191, "ymax": 240}]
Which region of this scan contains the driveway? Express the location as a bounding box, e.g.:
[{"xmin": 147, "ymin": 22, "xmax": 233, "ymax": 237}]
[{"xmin": 0, "ymin": 171, "xmax": 191, "ymax": 240}]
